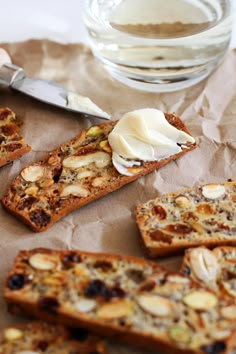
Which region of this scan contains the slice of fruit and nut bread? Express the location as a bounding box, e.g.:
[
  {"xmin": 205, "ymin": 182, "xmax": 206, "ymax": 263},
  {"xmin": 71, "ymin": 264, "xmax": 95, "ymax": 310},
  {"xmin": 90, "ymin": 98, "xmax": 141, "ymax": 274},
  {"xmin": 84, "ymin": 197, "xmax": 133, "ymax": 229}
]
[
  {"xmin": 0, "ymin": 107, "xmax": 31, "ymax": 168},
  {"xmin": 136, "ymin": 181, "xmax": 236, "ymax": 258},
  {"xmin": 3, "ymin": 248, "xmax": 236, "ymax": 354},
  {"xmin": 0, "ymin": 321, "xmax": 107, "ymax": 354},
  {"xmin": 1, "ymin": 113, "xmax": 196, "ymax": 231},
  {"xmin": 181, "ymin": 246, "xmax": 236, "ymax": 301}
]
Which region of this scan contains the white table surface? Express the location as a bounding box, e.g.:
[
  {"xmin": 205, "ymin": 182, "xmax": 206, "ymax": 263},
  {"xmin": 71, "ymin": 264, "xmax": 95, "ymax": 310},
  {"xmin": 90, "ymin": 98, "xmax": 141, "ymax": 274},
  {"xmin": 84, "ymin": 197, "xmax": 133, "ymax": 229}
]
[{"xmin": 0, "ymin": 0, "xmax": 236, "ymax": 47}]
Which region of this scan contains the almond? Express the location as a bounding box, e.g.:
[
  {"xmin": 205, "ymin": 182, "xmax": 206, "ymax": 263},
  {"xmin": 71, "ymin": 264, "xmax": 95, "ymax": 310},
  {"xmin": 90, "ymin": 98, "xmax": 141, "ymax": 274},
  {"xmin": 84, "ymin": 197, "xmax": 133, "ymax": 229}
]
[
  {"xmin": 4, "ymin": 328, "xmax": 23, "ymax": 341},
  {"xmin": 97, "ymin": 299, "xmax": 133, "ymax": 320},
  {"xmin": 61, "ymin": 184, "xmax": 89, "ymax": 198},
  {"xmin": 221, "ymin": 305, "xmax": 236, "ymax": 320},
  {"xmin": 183, "ymin": 291, "xmax": 218, "ymax": 310},
  {"xmin": 92, "ymin": 177, "xmax": 107, "ymax": 187},
  {"xmin": 75, "ymin": 299, "xmax": 97, "ymax": 313},
  {"xmin": 21, "ymin": 165, "xmax": 44, "ymax": 182},
  {"xmin": 25, "ymin": 185, "xmax": 39, "ymax": 196},
  {"xmin": 63, "ymin": 152, "xmax": 111, "ymax": 169},
  {"xmin": 136, "ymin": 294, "xmax": 173, "ymax": 317},
  {"xmin": 189, "ymin": 247, "xmax": 219, "ymax": 283},
  {"xmin": 29, "ymin": 253, "xmax": 59, "ymax": 271},
  {"xmin": 42, "ymin": 272, "xmax": 67, "ymax": 286},
  {"xmin": 77, "ymin": 171, "xmax": 93, "ymax": 179},
  {"xmin": 202, "ymin": 184, "xmax": 226, "ymax": 200},
  {"xmin": 222, "ymin": 280, "xmax": 236, "ymax": 298},
  {"xmin": 175, "ymin": 196, "xmax": 191, "ymax": 208}
]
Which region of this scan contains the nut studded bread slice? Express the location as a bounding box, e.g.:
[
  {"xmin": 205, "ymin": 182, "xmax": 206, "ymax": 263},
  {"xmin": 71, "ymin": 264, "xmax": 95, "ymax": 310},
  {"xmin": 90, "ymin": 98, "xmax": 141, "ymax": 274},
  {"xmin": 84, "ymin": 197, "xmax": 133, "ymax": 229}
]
[
  {"xmin": 181, "ymin": 246, "xmax": 236, "ymax": 301},
  {"xmin": 4, "ymin": 248, "xmax": 236, "ymax": 354},
  {"xmin": 0, "ymin": 107, "xmax": 31, "ymax": 167},
  {"xmin": 135, "ymin": 181, "xmax": 236, "ymax": 258},
  {"xmin": 0, "ymin": 321, "xmax": 107, "ymax": 354},
  {"xmin": 1, "ymin": 113, "xmax": 196, "ymax": 232}
]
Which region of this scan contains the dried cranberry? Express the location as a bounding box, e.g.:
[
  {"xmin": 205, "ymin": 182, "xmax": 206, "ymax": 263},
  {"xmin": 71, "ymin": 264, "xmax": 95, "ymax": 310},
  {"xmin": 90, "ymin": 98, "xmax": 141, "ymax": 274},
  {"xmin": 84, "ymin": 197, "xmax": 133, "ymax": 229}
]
[
  {"xmin": 165, "ymin": 224, "xmax": 193, "ymax": 235},
  {"xmin": 30, "ymin": 209, "xmax": 51, "ymax": 227},
  {"xmin": 152, "ymin": 205, "xmax": 167, "ymax": 220},
  {"xmin": 4, "ymin": 143, "xmax": 22, "ymax": 152},
  {"xmin": 1, "ymin": 124, "xmax": 17, "ymax": 136},
  {"xmin": 150, "ymin": 229, "xmax": 172, "ymax": 244},
  {"xmin": 201, "ymin": 341, "xmax": 226, "ymax": 354},
  {"xmin": 93, "ymin": 260, "xmax": 113, "ymax": 271},
  {"xmin": 7, "ymin": 274, "xmax": 26, "ymax": 290},
  {"xmin": 62, "ymin": 252, "xmax": 81, "ymax": 267},
  {"xmin": 0, "ymin": 109, "xmax": 10, "ymax": 121},
  {"xmin": 38, "ymin": 297, "xmax": 59, "ymax": 315}
]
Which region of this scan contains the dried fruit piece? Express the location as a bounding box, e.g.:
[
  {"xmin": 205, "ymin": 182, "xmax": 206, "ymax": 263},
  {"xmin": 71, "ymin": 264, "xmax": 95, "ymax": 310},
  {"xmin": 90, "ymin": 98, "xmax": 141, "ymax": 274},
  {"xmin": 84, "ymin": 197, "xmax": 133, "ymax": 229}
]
[
  {"xmin": 75, "ymin": 299, "xmax": 97, "ymax": 313},
  {"xmin": 97, "ymin": 300, "xmax": 133, "ymax": 320},
  {"xmin": 189, "ymin": 248, "xmax": 219, "ymax": 283},
  {"xmin": 169, "ymin": 326, "xmax": 191, "ymax": 343},
  {"xmin": 136, "ymin": 294, "xmax": 173, "ymax": 317},
  {"xmin": 183, "ymin": 291, "xmax": 218, "ymax": 310},
  {"xmin": 175, "ymin": 196, "xmax": 191, "ymax": 208},
  {"xmin": 196, "ymin": 204, "xmax": 214, "ymax": 216},
  {"xmin": 29, "ymin": 253, "xmax": 59, "ymax": 271},
  {"xmin": 202, "ymin": 184, "xmax": 226, "ymax": 200},
  {"xmin": 152, "ymin": 205, "xmax": 167, "ymax": 220},
  {"xmin": 61, "ymin": 185, "xmax": 89, "ymax": 198},
  {"xmin": 3, "ymin": 328, "xmax": 23, "ymax": 341},
  {"xmin": 21, "ymin": 165, "xmax": 44, "ymax": 182}
]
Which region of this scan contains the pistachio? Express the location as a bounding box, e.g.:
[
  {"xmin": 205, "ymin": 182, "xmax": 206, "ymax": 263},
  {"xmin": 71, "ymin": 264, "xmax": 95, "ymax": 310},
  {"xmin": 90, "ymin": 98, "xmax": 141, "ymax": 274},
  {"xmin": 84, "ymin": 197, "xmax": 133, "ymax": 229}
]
[
  {"xmin": 75, "ymin": 299, "xmax": 97, "ymax": 313},
  {"xmin": 4, "ymin": 328, "xmax": 23, "ymax": 341},
  {"xmin": 99, "ymin": 140, "xmax": 112, "ymax": 153},
  {"xmin": 97, "ymin": 300, "xmax": 133, "ymax": 319},
  {"xmin": 169, "ymin": 326, "xmax": 191, "ymax": 343},
  {"xmin": 175, "ymin": 196, "xmax": 191, "ymax": 208},
  {"xmin": 202, "ymin": 184, "xmax": 226, "ymax": 200},
  {"xmin": 61, "ymin": 184, "xmax": 89, "ymax": 198},
  {"xmin": 21, "ymin": 165, "xmax": 44, "ymax": 182},
  {"xmin": 136, "ymin": 294, "xmax": 173, "ymax": 317},
  {"xmin": 63, "ymin": 152, "xmax": 111, "ymax": 169},
  {"xmin": 29, "ymin": 253, "xmax": 59, "ymax": 271},
  {"xmin": 86, "ymin": 126, "xmax": 104, "ymax": 137},
  {"xmin": 183, "ymin": 291, "xmax": 218, "ymax": 310},
  {"xmin": 189, "ymin": 247, "xmax": 219, "ymax": 283}
]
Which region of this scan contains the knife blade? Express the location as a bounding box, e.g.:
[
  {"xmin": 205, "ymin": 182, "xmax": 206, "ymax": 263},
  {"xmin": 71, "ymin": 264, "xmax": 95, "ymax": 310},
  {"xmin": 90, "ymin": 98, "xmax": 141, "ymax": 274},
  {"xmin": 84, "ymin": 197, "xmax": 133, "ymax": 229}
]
[{"xmin": 0, "ymin": 63, "xmax": 111, "ymax": 120}]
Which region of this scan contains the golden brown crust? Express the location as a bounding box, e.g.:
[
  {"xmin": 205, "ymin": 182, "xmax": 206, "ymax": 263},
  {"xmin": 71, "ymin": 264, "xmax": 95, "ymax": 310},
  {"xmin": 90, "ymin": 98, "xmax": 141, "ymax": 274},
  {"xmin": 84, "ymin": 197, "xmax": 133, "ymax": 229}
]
[
  {"xmin": 1, "ymin": 113, "xmax": 196, "ymax": 232},
  {"xmin": 0, "ymin": 320, "xmax": 107, "ymax": 354},
  {"xmin": 0, "ymin": 107, "xmax": 31, "ymax": 167},
  {"xmin": 4, "ymin": 248, "xmax": 236, "ymax": 354},
  {"xmin": 136, "ymin": 181, "xmax": 236, "ymax": 258}
]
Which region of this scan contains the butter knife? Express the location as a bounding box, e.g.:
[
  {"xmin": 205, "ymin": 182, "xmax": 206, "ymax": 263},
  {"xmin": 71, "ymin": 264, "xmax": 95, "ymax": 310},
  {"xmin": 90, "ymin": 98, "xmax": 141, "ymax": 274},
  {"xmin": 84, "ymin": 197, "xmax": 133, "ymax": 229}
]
[{"xmin": 0, "ymin": 63, "xmax": 111, "ymax": 120}]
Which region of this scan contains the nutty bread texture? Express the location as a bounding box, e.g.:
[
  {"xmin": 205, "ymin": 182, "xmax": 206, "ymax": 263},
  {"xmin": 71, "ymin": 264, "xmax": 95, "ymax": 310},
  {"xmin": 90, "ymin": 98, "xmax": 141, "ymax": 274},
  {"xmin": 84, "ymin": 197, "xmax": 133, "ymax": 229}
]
[
  {"xmin": 181, "ymin": 246, "xmax": 236, "ymax": 301},
  {"xmin": 1, "ymin": 113, "xmax": 196, "ymax": 232},
  {"xmin": 0, "ymin": 321, "xmax": 107, "ymax": 354},
  {"xmin": 4, "ymin": 248, "xmax": 236, "ymax": 354},
  {"xmin": 0, "ymin": 107, "xmax": 31, "ymax": 167},
  {"xmin": 135, "ymin": 181, "xmax": 236, "ymax": 258}
]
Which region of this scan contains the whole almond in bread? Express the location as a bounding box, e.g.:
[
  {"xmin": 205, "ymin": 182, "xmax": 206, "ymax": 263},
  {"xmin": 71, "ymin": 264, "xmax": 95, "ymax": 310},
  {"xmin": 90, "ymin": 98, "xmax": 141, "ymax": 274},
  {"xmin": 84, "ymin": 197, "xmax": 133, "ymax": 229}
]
[
  {"xmin": 0, "ymin": 107, "xmax": 31, "ymax": 167},
  {"xmin": 0, "ymin": 321, "xmax": 107, "ymax": 354},
  {"xmin": 1, "ymin": 109, "xmax": 196, "ymax": 231},
  {"xmin": 181, "ymin": 246, "xmax": 236, "ymax": 301},
  {"xmin": 135, "ymin": 181, "xmax": 236, "ymax": 258},
  {"xmin": 4, "ymin": 248, "xmax": 236, "ymax": 354}
]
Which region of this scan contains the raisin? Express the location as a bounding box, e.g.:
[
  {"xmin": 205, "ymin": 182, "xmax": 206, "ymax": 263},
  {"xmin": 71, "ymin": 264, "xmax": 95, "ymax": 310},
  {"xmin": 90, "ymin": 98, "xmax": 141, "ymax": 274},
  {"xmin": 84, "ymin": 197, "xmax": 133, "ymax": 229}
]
[
  {"xmin": 201, "ymin": 341, "xmax": 226, "ymax": 354},
  {"xmin": 152, "ymin": 205, "xmax": 167, "ymax": 220},
  {"xmin": 38, "ymin": 297, "xmax": 59, "ymax": 315},
  {"xmin": 62, "ymin": 252, "xmax": 81, "ymax": 267},
  {"xmin": 34, "ymin": 340, "xmax": 49, "ymax": 351},
  {"xmin": 0, "ymin": 124, "xmax": 17, "ymax": 136},
  {"xmin": 30, "ymin": 208, "xmax": 51, "ymax": 227},
  {"xmin": 17, "ymin": 196, "xmax": 37, "ymax": 210},
  {"xmin": 93, "ymin": 260, "xmax": 113, "ymax": 271},
  {"xmin": 69, "ymin": 327, "xmax": 89, "ymax": 342},
  {"xmin": 84, "ymin": 279, "xmax": 107, "ymax": 298},
  {"xmin": 139, "ymin": 280, "xmax": 156, "ymax": 292},
  {"xmin": 0, "ymin": 109, "xmax": 10, "ymax": 121},
  {"xmin": 150, "ymin": 229, "xmax": 172, "ymax": 244},
  {"xmin": 165, "ymin": 224, "xmax": 193, "ymax": 235},
  {"xmin": 7, "ymin": 274, "xmax": 26, "ymax": 290}
]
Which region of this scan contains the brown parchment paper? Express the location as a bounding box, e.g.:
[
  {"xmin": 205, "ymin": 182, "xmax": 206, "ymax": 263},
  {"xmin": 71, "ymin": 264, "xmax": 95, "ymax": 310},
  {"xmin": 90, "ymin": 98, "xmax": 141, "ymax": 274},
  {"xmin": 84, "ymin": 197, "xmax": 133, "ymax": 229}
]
[{"xmin": 0, "ymin": 40, "xmax": 235, "ymax": 354}]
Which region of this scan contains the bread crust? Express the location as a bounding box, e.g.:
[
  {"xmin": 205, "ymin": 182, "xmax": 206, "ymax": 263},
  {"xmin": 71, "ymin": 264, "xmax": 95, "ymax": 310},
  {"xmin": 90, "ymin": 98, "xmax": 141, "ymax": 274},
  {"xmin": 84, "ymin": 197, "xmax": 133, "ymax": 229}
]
[
  {"xmin": 1, "ymin": 113, "xmax": 196, "ymax": 232},
  {"xmin": 0, "ymin": 107, "xmax": 31, "ymax": 167},
  {"xmin": 4, "ymin": 248, "xmax": 236, "ymax": 354},
  {"xmin": 136, "ymin": 181, "xmax": 236, "ymax": 258}
]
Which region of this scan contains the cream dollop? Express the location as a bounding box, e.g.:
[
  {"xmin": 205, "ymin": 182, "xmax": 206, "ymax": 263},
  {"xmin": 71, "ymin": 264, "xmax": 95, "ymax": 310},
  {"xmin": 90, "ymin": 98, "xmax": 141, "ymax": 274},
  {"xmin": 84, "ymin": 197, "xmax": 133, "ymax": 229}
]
[{"xmin": 108, "ymin": 108, "xmax": 195, "ymax": 176}]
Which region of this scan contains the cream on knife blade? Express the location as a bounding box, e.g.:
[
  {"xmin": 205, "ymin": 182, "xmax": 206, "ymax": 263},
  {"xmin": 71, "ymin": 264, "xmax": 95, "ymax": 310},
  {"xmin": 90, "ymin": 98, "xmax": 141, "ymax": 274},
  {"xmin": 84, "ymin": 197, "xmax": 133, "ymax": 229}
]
[{"xmin": 108, "ymin": 108, "xmax": 195, "ymax": 176}]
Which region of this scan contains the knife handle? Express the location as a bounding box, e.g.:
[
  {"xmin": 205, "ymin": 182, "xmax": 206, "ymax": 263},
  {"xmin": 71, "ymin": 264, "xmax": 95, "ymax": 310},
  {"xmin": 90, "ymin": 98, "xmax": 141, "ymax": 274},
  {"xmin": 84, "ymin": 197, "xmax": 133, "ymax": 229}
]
[{"xmin": 0, "ymin": 63, "xmax": 25, "ymax": 87}]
